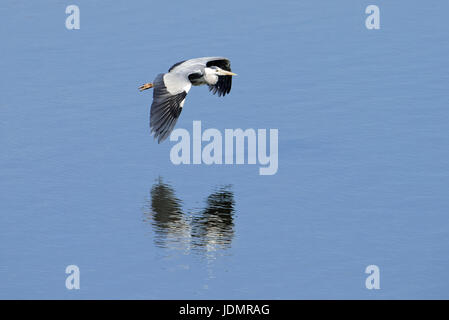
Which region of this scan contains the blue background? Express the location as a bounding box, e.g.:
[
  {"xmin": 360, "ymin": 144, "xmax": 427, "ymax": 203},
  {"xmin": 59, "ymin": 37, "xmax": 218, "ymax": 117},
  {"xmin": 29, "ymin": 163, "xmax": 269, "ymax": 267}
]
[{"xmin": 1, "ymin": 0, "xmax": 448, "ymax": 299}]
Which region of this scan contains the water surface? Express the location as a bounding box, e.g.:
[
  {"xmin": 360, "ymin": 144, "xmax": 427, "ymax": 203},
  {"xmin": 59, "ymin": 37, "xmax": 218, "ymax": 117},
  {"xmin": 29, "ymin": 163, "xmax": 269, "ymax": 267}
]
[{"xmin": 1, "ymin": 1, "xmax": 449, "ymax": 299}]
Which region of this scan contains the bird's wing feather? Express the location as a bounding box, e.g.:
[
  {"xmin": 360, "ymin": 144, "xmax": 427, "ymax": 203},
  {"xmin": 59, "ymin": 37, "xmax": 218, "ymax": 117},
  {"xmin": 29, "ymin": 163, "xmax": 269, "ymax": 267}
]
[
  {"xmin": 150, "ymin": 73, "xmax": 191, "ymax": 143},
  {"xmin": 167, "ymin": 57, "xmax": 233, "ymax": 97},
  {"xmin": 206, "ymin": 58, "xmax": 232, "ymax": 97},
  {"xmin": 168, "ymin": 57, "xmax": 228, "ymax": 73},
  {"xmin": 168, "ymin": 60, "xmax": 187, "ymax": 72}
]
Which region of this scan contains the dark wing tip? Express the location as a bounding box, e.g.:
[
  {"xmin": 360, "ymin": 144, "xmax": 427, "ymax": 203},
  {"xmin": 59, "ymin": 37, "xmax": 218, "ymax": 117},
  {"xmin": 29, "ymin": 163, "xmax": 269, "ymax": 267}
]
[
  {"xmin": 150, "ymin": 87, "xmax": 187, "ymax": 143},
  {"xmin": 208, "ymin": 74, "xmax": 232, "ymax": 97},
  {"xmin": 206, "ymin": 59, "xmax": 233, "ymax": 97}
]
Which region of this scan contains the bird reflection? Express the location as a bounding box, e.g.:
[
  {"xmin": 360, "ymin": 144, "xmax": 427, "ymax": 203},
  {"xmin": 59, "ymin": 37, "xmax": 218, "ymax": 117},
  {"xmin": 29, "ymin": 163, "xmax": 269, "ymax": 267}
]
[
  {"xmin": 143, "ymin": 178, "xmax": 235, "ymax": 254},
  {"xmin": 191, "ymin": 187, "xmax": 235, "ymax": 250},
  {"xmin": 144, "ymin": 178, "xmax": 190, "ymax": 250}
]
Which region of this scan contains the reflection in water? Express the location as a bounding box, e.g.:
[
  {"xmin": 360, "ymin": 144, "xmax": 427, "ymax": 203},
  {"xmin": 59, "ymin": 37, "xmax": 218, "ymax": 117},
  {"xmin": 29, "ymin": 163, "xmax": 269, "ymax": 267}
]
[
  {"xmin": 191, "ymin": 188, "xmax": 234, "ymax": 250},
  {"xmin": 145, "ymin": 178, "xmax": 190, "ymax": 249},
  {"xmin": 143, "ymin": 178, "xmax": 235, "ymax": 255}
]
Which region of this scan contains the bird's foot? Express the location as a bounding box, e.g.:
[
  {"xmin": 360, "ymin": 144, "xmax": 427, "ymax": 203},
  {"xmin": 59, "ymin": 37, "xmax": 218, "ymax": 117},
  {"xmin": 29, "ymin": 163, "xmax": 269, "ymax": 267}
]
[{"xmin": 139, "ymin": 83, "xmax": 154, "ymax": 91}]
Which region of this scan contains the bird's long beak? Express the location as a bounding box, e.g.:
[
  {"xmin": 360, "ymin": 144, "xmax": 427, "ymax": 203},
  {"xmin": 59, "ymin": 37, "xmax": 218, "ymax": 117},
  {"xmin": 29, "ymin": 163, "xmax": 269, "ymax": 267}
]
[
  {"xmin": 219, "ymin": 70, "xmax": 237, "ymax": 76},
  {"xmin": 139, "ymin": 83, "xmax": 154, "ymax": 91}
]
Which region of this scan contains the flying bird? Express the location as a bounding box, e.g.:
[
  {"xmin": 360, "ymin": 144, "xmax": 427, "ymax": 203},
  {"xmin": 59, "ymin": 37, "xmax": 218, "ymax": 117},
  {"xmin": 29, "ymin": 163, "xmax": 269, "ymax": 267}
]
[{"xmin": 139, "ymin": 57, "xmax": 237, "ymax": 143}]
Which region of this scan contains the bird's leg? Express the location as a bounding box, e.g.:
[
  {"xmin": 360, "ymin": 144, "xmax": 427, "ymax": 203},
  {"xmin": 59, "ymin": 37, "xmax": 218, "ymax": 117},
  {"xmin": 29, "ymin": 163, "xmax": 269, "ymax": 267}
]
[{"xmin": 139, "ymin": 83, "xmax": 154, "ymax": 91}]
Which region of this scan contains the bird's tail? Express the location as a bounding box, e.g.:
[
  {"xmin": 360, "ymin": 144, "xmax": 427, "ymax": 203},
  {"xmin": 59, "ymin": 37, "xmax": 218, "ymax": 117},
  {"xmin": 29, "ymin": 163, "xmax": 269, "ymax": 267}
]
[{"xmin": 139, "ymin": 83, "xmax": 154, "ymax": 91}]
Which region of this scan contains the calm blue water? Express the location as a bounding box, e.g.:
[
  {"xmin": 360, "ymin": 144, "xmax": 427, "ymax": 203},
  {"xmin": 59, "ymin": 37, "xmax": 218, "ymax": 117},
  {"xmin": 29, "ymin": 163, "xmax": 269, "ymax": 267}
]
[{"xmin": 1, "ymin": 0, "xmax": 448, "ymax": 299}]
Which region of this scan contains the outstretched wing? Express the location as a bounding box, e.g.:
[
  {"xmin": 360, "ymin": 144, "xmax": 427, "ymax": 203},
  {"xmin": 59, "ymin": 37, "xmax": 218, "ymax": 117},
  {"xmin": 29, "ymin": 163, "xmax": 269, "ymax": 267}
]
[
  {"xmin": 206, "ymin": 58, "xmax": 232, "ymax": 97},
  {"xmin": 150, "ymin": 73, "xmax": 191, "ymax": 143},
  {"xmin": 168, "ymin": 60, "xmax": 187, "ymax": 72},
  {"xmin": 168, "ymin": 57, "xmax": 233, "ymax": 97}
]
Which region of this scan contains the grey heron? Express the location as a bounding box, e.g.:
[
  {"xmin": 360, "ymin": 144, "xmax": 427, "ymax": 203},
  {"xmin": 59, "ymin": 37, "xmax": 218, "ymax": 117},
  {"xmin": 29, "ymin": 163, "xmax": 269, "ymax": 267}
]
[{"xmin": 139, "ymin": 57, "xmax": 237, "ymax": 143}]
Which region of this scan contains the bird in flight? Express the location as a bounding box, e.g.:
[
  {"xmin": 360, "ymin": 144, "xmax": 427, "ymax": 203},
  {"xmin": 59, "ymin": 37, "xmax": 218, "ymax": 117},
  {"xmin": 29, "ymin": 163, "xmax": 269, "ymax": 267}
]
[{"xmin": 139, "ymin": 57, "xmax": 237, "ymax": 143}]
